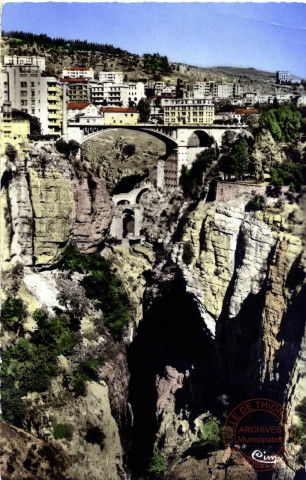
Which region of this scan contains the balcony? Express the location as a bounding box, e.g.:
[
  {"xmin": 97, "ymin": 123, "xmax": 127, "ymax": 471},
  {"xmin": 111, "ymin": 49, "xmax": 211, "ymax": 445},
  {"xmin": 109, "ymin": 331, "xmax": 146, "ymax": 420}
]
[{"xmin": 48, "ymin": 113, "xmax": 61, "ymax": 120}]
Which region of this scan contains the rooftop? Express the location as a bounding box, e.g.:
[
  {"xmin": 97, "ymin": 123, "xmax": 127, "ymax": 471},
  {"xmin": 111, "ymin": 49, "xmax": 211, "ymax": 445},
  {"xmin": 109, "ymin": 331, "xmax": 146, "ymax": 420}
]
[
  {"xmin": 67, "ymin": 102, "xmax": 91, "ymax": 109},
  {"xmin": 100, "ymin": 107, "xmax": 137, "ymax": 113},
  {"xmin": 60, "ymin": 78, "xmax": 87, "ymax": 83}
]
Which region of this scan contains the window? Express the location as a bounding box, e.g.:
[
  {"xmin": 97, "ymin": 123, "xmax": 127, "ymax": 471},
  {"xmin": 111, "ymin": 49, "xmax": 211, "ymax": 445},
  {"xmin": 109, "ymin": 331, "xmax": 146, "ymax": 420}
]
[
  {"xmin": 21, "ymin": 82, "xmax": 27, "ymax": 87},
  {"xmin": 21, "ymin": 91, "xmax": 27, "ymax": 97},
  {"xmin": 31, "ymin": 82, "xmax": 35, "ymax": 87},
  {"xmin": 21, "ymin": 100, "xmax": 28, "ymax": 106},
  {"xmin": 31, "ymin": 109, "xmax": 35, "ymax": 114}
]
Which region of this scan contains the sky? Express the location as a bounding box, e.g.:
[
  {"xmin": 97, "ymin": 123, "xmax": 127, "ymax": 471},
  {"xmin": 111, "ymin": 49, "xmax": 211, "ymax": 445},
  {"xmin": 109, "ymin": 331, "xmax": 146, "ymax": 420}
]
[{"xmin": 2, "ymin": 2, "xmax": 306, "ymax": 78}]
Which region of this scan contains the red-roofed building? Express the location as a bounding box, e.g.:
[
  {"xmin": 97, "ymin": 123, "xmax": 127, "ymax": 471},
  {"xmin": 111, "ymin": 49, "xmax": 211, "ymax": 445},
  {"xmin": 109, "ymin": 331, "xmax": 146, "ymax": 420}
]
[
  {"xmin": 100, "ymin": 107, "xmax": 139, "ymax": 125},
  {"xmin": 67, "ymin": 102, "xmax": 91, "ymax": 120},
  {"xmin": 62, "ymin": 67, "xmax": 94, "ymax": 80},
  {"xmin": 235, "ymin": 109, "xmax": 260, "ymax": 115}
]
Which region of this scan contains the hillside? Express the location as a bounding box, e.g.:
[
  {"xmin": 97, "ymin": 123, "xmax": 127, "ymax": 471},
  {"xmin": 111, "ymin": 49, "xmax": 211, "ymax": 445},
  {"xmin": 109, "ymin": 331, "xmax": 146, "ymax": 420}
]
[{"xmin": 0, "ymin": 31, "xmax": 271, "ymax": 86}]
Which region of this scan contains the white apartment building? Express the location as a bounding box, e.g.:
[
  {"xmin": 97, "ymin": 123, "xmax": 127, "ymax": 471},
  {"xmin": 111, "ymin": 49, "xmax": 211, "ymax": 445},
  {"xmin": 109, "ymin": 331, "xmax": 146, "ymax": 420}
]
[
  {"xmin": 276, "ymin": 71, "xmax": 290, "ymax": 84},
  {"xmin": 90, "ymin": 82, "xmax": 129, "ymax": 107},
  {"xmin": 193, "ymin": 82, "xmax": 211, "ymax": 98},
  {"xmin": 3, "ymin": 65, "xmax": 44, "ymax": 118},
  {"xmin": 2, "ymin": 65, "xmax": 63, "ymax": 134},
  {"xmin": 62, "ymin": 67, "xmax": 94, "ymax": 79},
  {"xmin": 4, "ymin": 55, "xmax": 46, "ymax": 71},
  {"xmin": 128, "ymin": 82, "xmax": 145, "ymax": 106},
  {"xmin": 212, "ymin": 83, "xmax": 242, "ymax": 99},
  {"xmin": 98, "ymin": 71, "xmax": 124, "ymax": 84}
]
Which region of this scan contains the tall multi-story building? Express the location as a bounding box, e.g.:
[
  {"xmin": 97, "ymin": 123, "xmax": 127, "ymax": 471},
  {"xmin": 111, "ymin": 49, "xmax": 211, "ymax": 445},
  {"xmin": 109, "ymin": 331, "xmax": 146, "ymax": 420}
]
[
  {"xmin": 2, "ymin": 65, "xmax": 44, "ymax": 119},
  {"xmin": 60, "ymin": 78, "xmax": 90, "ymax": 103},
  {"xmin": 90, "ymin": 82, "xmax": 129, "ymax": 107},
  {"xmin": 276, "ymin": 71, "xmax": 290, "ymax": 84},
  {"xmin": 128, "ymin": 82, "xmax": 145, "ymax": 106},
  {"xmin": 193, "ymin": 82, "xmax": 212, "ymax": 98},
  {"xmin": 98, "ymin": 71, "xmax": 124, "ymax": 84},
  {"xmin": 41, "ymin": 77, "xmax": 63, "ymax": 134},
  {"xmin": 3, "ymin": 55, "xmax": 46, "ymax": 71},
  {"xmin": 62, "ymin": 67, "xmax": 94, "ymax": 79},
  {"xmin": 211, "ymin": 83, "xmax": 242, "ymax": 99},
  {"xmin": 1, "ymin": 63, "xmax": 64, "ymax": 135},
  {"xmin": 162, "ymin": 98, "xmax": 215, "ymax": 126}
]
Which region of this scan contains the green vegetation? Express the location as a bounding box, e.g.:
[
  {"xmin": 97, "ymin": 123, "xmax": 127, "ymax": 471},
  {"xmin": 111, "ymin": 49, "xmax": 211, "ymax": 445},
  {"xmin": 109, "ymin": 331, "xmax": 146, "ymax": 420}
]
[
  {"xmin": 137, "ymin": 98, "xmax": 151, "ymax": 123},
  {"xmin": 219, "ymin": 137, "xmax": 249, "ymax": 179},
  {"xmin": 52, "ymin": 423, "xmax": 71, "ymax": 440},
  {"xmin": 296, "ymin": 397, "xmax": 306, "ymax": 461},
  {"xmin": 143, "ymin": 53, "xmax": 172, "ymax": 74},
  {"xmin": 182, "ymin": 242, "xmax": 194, "ymax": 265},
  {"xmin": 201, "ymin": 417, "xmax": 222, "ymax": 450},
  {"xmin": 270, "ymin": 161, "xmax": 304, "ymax": 189},
  {"xmin": 56, "ymin": 139, "xmax": 80, "ymax": 157},
  {"xmin": 72, "ymin": 357, "xmax": 104, "ymax": 395},
  {"xmin": 4, "ymin": 31, "xmax": 130, "ymax": 56},
  {"xmin": 246, "ymin": 194, "xmax": 265, "ymax": 212},
  {"xmin": 180, "ymin": 148, "xmax": 215, "ymax": 196},
  {"xmin": 261, "ymin": 104, "xmax": 302, "ymax": 143},
  {"xmin": 148, "ymin": 454, "xmax": 165, "ymax": 478},
  {"xmin": 1, "ymin": 297, "xmax": 25, "ymax": 330},
  {"xmin": 62, "ymin": 244, "xmax": 130, "ymax": 340},
  {"xmin": 2, "ymin": 311, "xmax": 76, "ymax": 425}
]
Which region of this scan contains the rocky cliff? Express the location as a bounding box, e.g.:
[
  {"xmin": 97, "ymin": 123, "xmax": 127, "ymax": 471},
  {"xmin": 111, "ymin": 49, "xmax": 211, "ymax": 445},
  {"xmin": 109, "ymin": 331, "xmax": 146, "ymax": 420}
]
[{"xmin": 1, "ymin": 137, "xmax": 306, "ymax": 480}]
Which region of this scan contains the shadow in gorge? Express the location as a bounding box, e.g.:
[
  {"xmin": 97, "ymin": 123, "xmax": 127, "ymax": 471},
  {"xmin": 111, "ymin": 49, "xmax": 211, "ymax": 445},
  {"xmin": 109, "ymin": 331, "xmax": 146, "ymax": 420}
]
[{"xmin": 127, "ymin": 268, "xmax": 219, "ymax": 478}]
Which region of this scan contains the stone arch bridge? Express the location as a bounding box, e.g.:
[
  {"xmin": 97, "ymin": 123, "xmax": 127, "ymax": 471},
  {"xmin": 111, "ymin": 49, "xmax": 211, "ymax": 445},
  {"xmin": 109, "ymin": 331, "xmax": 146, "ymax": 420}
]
[
  {"xmin": 110, "ymin": 184, "xmax": 151, "ymax": 241},
  {"xmin": 68, "ymin": 124, "xmax": 248, "ymax": 187}
]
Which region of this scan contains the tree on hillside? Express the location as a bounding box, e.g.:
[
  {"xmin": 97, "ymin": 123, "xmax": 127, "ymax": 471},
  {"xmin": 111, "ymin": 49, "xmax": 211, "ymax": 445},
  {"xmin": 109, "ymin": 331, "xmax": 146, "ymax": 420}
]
[
  {"xmin": 261, "ymin": 104, "xmax": 302, "ymax": 143},
  {"xmin": 137, "ymin": 98, "xmax": 150, "ymax": 123},
  {"xmin": 231, "ymin": 137, "xmax": 249, "ymax": 178}
]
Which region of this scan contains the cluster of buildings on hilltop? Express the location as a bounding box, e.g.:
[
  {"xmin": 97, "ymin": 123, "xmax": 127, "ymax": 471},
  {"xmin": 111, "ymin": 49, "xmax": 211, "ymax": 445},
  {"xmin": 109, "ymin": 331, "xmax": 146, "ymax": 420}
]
[{"xmin": 1, "ymin": 55, "xmax": 305, "ymax": 149}]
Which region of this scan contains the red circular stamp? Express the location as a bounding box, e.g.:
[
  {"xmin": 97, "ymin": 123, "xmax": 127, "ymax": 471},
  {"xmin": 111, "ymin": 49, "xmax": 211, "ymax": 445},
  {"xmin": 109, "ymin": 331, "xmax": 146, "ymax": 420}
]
[{"xmin": 223, "ymin": 398, "xmax": 296, "ymax": 472}]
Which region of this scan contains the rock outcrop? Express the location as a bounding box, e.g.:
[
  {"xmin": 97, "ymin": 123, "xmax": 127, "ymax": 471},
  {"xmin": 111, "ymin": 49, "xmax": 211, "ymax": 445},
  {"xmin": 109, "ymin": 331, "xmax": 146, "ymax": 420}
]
[{"xmin": 250, "ymin": 128, "xmax": 286, "ymax": 181}]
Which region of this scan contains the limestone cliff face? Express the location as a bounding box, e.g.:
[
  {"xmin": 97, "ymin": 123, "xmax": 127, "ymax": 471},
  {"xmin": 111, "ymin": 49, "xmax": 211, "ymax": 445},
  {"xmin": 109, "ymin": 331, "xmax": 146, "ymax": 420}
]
[
  {"xmin": 23, "ymin": 377, "xmax": 125, "ymax": 480},
  {"xmin": 70, "ymin": 157, "xmax": 113, "ymax": 254},
  {"xmin": 131, "ymin": 189, "xmax": 305, "ymax": 475},
  {"xmin": 1, "ymin": 144, "xmax": 113, "ymax": 267}
]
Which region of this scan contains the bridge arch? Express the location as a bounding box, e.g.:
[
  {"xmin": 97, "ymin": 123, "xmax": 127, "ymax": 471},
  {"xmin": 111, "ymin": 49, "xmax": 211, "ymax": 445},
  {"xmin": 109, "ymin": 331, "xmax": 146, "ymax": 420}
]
[
  {"xmin": 81, "ymin": 127, "xmax": 178, "ymax": 150},
  {"xmin": 187, "ymin": 130, "xmax": 214, "ymax": 148},
  {"xmin": 122, "ymin": 208, "xmax": 135, "ymax": 238},
  {"xmin": 136, "ymin": 187, "xmax": 149, "ymax": 204}
]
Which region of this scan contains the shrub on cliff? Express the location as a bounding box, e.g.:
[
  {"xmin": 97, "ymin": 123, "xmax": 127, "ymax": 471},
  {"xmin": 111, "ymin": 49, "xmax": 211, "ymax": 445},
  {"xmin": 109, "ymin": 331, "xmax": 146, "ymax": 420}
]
[
  {"xmin": 296, "ymin": 397, "xmax": 306, "ymax": 461},
  {"xmin": 201, "ymin": 417, "xmax": 222, "ymax": 451},
  {"xmin": 148, "ymin": 454, "xmax": 165, "ymax": 478},
  {"xmin": 246, "ymin": 194, "xmax": 265, "ymax": 212},
  {"xmin": 270, "ymin": 161, "xmax": 304, "ymax": 189},
  {"xmin": 56, "ymin": 139, "xmax": 80, "ymax": 157},
  {"xmin": 72, "ymin": 357, "xmax": 104, "ymax": 395},
  {"xmin": 1, "ymin": 297, "xmax": 25, "ymax": 331},
  {"xmin": 53, "ymin": 423, "xmax": 72, "ymax": 440},
  {"xmin": 62, "ymin": 244, "xmax": 130, "ymax": 341},
  {"xmin": 2, "ymin": 311, "xmax": 76, "ymax": 425}
]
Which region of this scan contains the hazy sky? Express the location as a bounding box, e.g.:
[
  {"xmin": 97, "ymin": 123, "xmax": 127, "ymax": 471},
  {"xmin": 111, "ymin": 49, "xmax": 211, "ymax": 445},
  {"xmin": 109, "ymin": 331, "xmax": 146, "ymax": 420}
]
[{"xmin": 2, "ymin": 2, "xmax": 306, "ymax": 77}]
